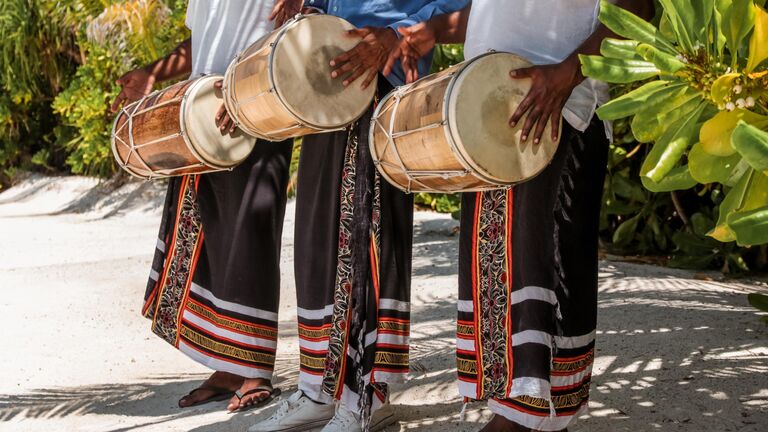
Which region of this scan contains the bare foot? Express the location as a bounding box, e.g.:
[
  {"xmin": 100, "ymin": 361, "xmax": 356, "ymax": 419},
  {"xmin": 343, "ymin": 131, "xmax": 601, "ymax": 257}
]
[
  {"xmin": 178, "ymin": 371, "xmax": 244, "ymax": 408},
  {"xmin": 226, "ymin": 377, "xmax": 274, "ymax": 412},
  {"xmin": 479, "ymin": 415, "xmax": 567, "ymax": 432}
]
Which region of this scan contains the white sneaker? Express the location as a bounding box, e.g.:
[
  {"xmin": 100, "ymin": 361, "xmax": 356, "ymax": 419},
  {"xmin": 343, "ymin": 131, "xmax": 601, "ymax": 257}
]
[
  {"xmin": 247, "ymin": 390, "xmax": 335, "ymax": 432},
  {"xmin": 320, "ymin": 402, "xmax": 395, "ymax": 432}
]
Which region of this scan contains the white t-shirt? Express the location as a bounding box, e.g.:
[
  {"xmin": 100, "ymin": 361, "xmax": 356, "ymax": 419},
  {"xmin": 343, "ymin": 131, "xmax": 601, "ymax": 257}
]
[
  {"xmin": 186, "ymin": 0, "xmax": 276, "ymax": 76},
  {"xmin": 465, "ymin": 0, "xmax": 611, "ymax": 136}
]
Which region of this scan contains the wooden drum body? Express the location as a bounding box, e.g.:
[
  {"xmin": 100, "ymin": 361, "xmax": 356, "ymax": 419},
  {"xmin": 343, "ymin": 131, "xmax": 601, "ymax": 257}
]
[
  {"xmin": 223, "ymin": 14, "xmax": 376, "ymax": 141},
  {"xmin": 370, "ymin": 52, "xmax": 560, "ymax": 193},
  {"xmin": 112, "ymin": 75, "xmax": 256, "ymax": 179}
]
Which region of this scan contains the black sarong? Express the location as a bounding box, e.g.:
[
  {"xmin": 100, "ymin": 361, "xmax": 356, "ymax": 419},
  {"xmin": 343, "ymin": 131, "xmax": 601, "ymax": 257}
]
[
  {"xmin": 458, "ymin": 119, "xmax": 608, "ymax": 431},
  {"xmin": 294, "ymin": 78, "xmax": 414, "ymax": 418},
  {"xmin": 143, "ymin": 139, "xmax": 292, "ymax": 379}
]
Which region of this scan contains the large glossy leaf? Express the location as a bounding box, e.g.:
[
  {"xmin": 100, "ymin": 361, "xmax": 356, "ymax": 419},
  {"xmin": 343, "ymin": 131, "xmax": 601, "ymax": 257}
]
[
  {"xmin": 642, "ymin": 102, "xmax": 707, "ymax": 183},
  {"xmin": 600, "ymin": 38, "xmax": 642, "ymax": 60},
  {"xmin": 657, "ymin": 0, "xmax": 696, "ymax": 52},
  {"xmin": 719, "ymin": 0, "xmax": 756, "ymax": 59},
  {"xmin": 596, "ymin": 81, "xmax": 682, "ymax": 120},
  {"xmin": 709, "ymin": 170, "xmax": 751, "ymax": 242},
  {"xmin": 612, "ymin": 214, "xmax": 641, "ymax": 246},
  {"xmin": 641, "ymin": 165, "xmax": 698, "ymax": 192},
  {"xmin": 579, "ymin": 55, "xmax": 660, "ymax": 83},
  {"xmin": 632, "ymin": 91, "xmax": 702, "ymax": 143},
  {"xmin": 637, "ymin": 43, "xmax": 687, "ymax": 72},
  {"xmin": 598, "ymin": 0, "xmax": 677, "ymax": 54},
  {"xmin": 710, "ymin": 73, "xmax": 740, "ymax": 105},
  {"xmin": 700, "ymin": 109, "xmax": 768, "ymax": 156},
  {"xmin": 747, "ymin": 5, "xmax": 768, "ymax": 72},
  {"xmin": 732, "ymin": 121, "xmax": 768, "ymax": 174},
  {"xmin": 689, "ymin": 142, "xmax": 743, "ymax": 184},
  {"xmin": 728, "ymin": 206, "xmax": 768, "ymax": 245}
]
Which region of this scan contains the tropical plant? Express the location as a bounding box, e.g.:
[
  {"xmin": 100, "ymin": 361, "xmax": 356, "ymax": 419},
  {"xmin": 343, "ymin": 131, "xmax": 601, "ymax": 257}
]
[{"xmin": 581, "ymin": 0, "xmax": 768, "ymax": 247}]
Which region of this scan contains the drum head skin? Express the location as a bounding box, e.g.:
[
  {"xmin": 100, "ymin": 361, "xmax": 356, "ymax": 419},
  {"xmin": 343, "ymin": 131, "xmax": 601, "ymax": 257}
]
[
  {"xmin": 184, "ymin": 75, "xmax": 256, "ymax": 167},
  {"xmin": 447, "ymin": 53, "xmax": 560, "ymax": 184},
  {"xmin": 272, "ymin": 15, "xmax": 377, "ymax": 128}
]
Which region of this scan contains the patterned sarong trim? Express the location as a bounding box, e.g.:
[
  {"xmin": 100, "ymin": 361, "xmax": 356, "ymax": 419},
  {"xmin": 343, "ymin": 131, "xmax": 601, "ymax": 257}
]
[{"xmin": 322, "ymin": 127, "xmax": 359, "ymax": 397}]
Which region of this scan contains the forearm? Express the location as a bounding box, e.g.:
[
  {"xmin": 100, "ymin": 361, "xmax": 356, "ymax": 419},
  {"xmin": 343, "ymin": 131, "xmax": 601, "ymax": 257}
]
[
  {"xmin": 142, "ymin": 38, "xmax": 192, "ymax": 82},
  {"xmin": 429, "ymin": 5, "xmax": 471, "ymax": 44},
  {"xmin": 563, "ymin": 0, "xmax": 655, "ymax": 79}
]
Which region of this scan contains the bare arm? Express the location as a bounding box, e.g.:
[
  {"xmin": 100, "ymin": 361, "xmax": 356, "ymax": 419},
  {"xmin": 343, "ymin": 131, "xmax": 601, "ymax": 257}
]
[{"xmin": 110, "ymin": 38, "xmax": 192, "ymax": 112}]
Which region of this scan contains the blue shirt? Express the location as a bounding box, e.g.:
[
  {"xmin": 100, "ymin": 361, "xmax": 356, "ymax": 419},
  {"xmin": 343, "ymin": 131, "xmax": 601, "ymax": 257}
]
[{"xmin": 304, "ymin": 0, "xmax": 469, "ymax": 86}]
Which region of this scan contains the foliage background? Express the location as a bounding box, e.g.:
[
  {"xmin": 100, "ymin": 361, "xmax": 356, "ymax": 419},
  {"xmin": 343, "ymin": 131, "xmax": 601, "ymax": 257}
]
[{"xmin": 0, "ymin": 1, "xmax": 765, "ymax": 273}]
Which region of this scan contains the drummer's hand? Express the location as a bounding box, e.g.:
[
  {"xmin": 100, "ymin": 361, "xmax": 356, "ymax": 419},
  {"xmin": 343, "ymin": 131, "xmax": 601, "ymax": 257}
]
[
  {"xmin": 384, "ymin": 23, "xmax": 437, "ymax": 83},
  {"xmin": 330, "ymin": 27, "xmax": 398, "ymax": 89},
  {"xmin": 214, "ymin": 80, "xmax": 237, "ymax": 134},
  {"xmin": 110, "ymin": 67, "xmax": 156, "ymax": 113},
  {"xmin": 269, "ymin": 0, "xmax": 303, "ymax": 27},
  {"xmin": 509, "ymin": 57, "xmax": 583, "ymax": 144}
]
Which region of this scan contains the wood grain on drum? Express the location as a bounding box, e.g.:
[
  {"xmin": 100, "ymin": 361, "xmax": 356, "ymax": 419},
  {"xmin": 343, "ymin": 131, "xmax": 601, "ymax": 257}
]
[
  {"xmin": 113, "ymin": 80, "xmax": 208, "ymax": 178},
  {"xmin": 371, "ymin": 64, "xmax": 491, "ymax": 192}
]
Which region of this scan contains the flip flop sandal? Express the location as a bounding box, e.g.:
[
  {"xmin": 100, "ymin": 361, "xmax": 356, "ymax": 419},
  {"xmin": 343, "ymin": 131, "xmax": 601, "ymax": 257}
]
[
  {"xmin": 179, "ymin": 385, "xmax": 236, "ymax": 408},
  {"xmin": 229, "ymin": 386, "xmax": 282, "ymax": 413}
]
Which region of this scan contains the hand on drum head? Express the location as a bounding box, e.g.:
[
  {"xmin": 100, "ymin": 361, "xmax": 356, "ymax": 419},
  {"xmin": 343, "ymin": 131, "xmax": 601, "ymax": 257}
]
[
  {"xmin": 213, "ymin": 80, "xmax": 237, "ymax": 134},
  {"xmin": 508, "ymin": 58, "xmax": 584, "ymax": 144},
  {"xmin": 110, "ymin": 68, "xmax": 156, "ymax": 113},
  {"xmin": 384, "ymin": 23, "xmax": 437, "ymax": 84},
  {"xmin": 330, "ymin": 27, "xmax": 399, "ymax": 89},
  {"xmin": 269, "ymin": 0, "xmax": 303, "ymax": 28}
]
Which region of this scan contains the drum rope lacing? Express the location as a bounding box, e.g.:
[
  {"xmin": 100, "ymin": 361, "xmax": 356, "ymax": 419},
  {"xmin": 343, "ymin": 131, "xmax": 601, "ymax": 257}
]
[
  {"xmin": 222, "ymin": 14, "xmax": 348, "ymax": 142},
  {"xmin": 113, "ymin": 85, "xmax": 217, "ymax": 180},
  {"xmin": 371, "ymin": 73, "xmax": 473, "ymax": 193}
]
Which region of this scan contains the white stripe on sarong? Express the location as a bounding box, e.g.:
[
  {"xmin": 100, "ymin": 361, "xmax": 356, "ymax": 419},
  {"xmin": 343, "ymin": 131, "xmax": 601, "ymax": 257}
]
[
  {"xmin": 178, "ymin": 340, "xmax": 272, "ymax": 379},
  {"xmin": 458, "ymin": 380, "xmax": 477, "ymax": 398},
  {"xmin": 551, "ymin": 366, "xmax": 592, "ymax": 388},
  {"xmin": 149, "ymin": 269, "xmax": 160, "ymax": 282},
  {"xmin": 512, "ymin": 330, "xmax": 552, "ymax": 347},
  {"xmin": 456, "ymin": 337, "xmax": 475, "ymax": 352},
  {"xmin": 554, "ymin": 331, "xmax": 595, "ymax": 349},
  {"xmin": 299, "ymin": 337, "xmax": 329, "ymax": 352},
  {"xmin": 156, "ymin": 238, "xmax": 165, "ymax": 253},
  {"xmin": 297, "ymin": 304, "xmax": 335, "ymax": 320},
  {"xmin": 182, "ymin": 310, "xmax": 277, "ymax": 349},
  {"xmin": 377, "ymin": 332, "xmax": 408, "ymax": 347},
  {"xmin": 379, "ymin": 298, "xmax": 409, "ymax": 312},
  {"xmin": 489, "ymin": 399, "xmax": 588, "ymax": 431},
  {"xmin": 511, "ymin": 286, "xmax": 557, "ymax": 305},
  {"xmin": 190, "ymin": 283, "xmax": 278, "ymax": 322},
  {"xmin": 458, "ymin": 300, "xmax": 474, "ymax": 312}
]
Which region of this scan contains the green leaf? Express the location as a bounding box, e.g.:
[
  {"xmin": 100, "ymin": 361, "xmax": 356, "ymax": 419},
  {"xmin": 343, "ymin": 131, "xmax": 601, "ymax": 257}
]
[
  {"xmin": 747, "ymin": 5, "xmax": 768, "ymax": 72},
  {"xmin": 596, "ymin": 81, "xmax": 683, "ymax": 120},
  {"xmin": 748, "ymin": 293, "xmax": 768, "ymax": 313},
  {"xmin": 579, "ymin": 55, "xmax": 660, "ymax": 83},
  {"xmin": 631, "ymin": 90, "xmax": 702, "ymax": 143},
  {"xmin": 689, "ymin": 142, "xmax": 743, "ymax": 184},
  {"xmin": 598, "ymin": 0, "xmax": 678, "ymax": 54},
  {"xmin": 710, "ymin": 169, "xmax": 752, "ymax": 242},
  {"xmin": 728, "ymin": 206, "xmax": 768, "ymax": 245},
  {"xmin": 732, "ymin": 121, "xmax": 768, "ymax": 174},
  {"xmin": 719, "ymin": 0, "xmax": 755, "ymax": 59},
  {"xmin": 691, "ymin": 212, "xmax": 715, "ymax": 237},
  {"xmin": 701, "ymin": 109, "xmax": 768, "ymax": 157},
  {"xmin": 641, "ymin": 165, "xmax": 698, "ymax": 192},
  {"xmin": 657, "ymin": 0, "xmax": 696, "ymax": 52},
  {"xmin": 637, "ymin": 43, "xmax": 687, "ymax": 72},
  {"xmin": 711, "ymin": 73, "xmax": 741, "ymax": 105},
  {"xmin": 642, "ymin": 102, "xmax": 707, "ymax": 183},
  {"xmin": 600, "ymin": 38, "xmax": 643, "ymax": 60},
  {"xmin": 613, "ymin": 214, "xmax": 640, "ymax": 246}
]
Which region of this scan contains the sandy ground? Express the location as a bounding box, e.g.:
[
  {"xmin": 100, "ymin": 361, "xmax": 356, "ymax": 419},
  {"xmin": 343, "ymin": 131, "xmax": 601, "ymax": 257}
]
[{"xmin": 0, "ymin": 174, "xmax": 766, "ymax": 432}]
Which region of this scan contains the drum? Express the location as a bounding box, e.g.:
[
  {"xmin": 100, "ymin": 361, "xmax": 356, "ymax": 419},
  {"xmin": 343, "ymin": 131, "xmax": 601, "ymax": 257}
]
[
  {"xmin": 111, "ymin": 75, "xmax": 256, "ymax": 180},
  {"xmin": 369, "ymin": 52, "xmax": 560, "ymax": 193},
  {"xmin": 223, "ymin": 14, "xmax": 376, "ymax": 141}
]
